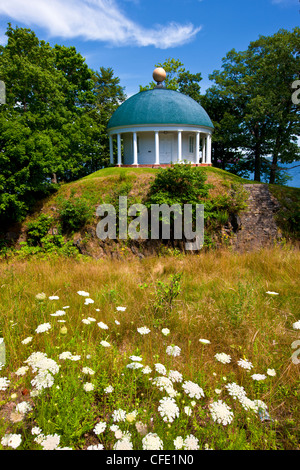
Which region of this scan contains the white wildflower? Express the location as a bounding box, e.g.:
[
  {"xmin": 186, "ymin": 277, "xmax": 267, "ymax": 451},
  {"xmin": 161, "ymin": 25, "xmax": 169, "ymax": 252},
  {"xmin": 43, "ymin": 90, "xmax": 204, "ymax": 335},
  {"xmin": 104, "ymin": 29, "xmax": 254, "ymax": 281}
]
[
  {"xmin": 87, "ymin": 444, "xmax": 104, "ymax": 450},
  {"xmin": 113, "ymin": 437, "xmax": 133, "ymax": 450},
  {"xmin": 152, "ymin": 376, "xmax": 174, "ymax": 392},
  {"xmin": 40, "ymin": 433, "xmax": 60, "ymax": 450},
  {"xmin": 35, "ymin": 322, "xmax": 51, "ymax": 334},
  {"xmin": 214, "ymin": 352, "xmax": 231, "ymax": 364},
  {"xmin": 137, "ymin": 326, "xmax": 150, "ymax": 335},
  {"xmin": 182, "ymin": 380, "xmax": 205, "ymax": 399},
  {"xmin": 267, "ymin": 368, "xmax": 276, "ymax": 377},
  {"xmin": 82, "ymin": 367, "xmax": 95, "ymax": 375},
  {"xmin": 48, "ymin": 296, "xmax": 59, "ymax": 300},
  {"xmin": 116, "ymin": 306, "xmax": 126, "ymax": 311},
  {"xmin": 127, "ymin": 362, "xmax": 144, "ymax": 369},
  {"xmin": 83, "ymin": 382, "xmax": 94, "ymax": 392},
  {"xmin": 15, "ymin": 366, "xmax": 29, "ymax": 376},
  {"xmin": 31, "ymin": 426, "xmax": 42, "ymax": 436},
  {"xmin": 112, "ymin": 408, "xmax": 126, "ymax": 422},
  {"xmin": 237, "ymin": 358, "xmax": 253, "ymax": 370},
  {"xmin": 0, "ymin": 377, "xmax": 10, "ymax": 391},
  {"xmin": 50, "ymin": 310, "xmax": 65, "ymax": 317},
  {"xmin": 1, "ymin": 433, "xmax": 22, "ymax": 449},
  {"xmin": 209, "ymin": 400, "xmax": 234, "ymax": 426},
  {"xmin": 142, "ymin": 432, "xmax": 163, "ymax": 450},
  {"xmin": 199, "ymin": 338, "xmax": 211, "ymax": 344},
  {"xmin": 183, "ymin": 434, "xmax": 199, "ymax": 450},
  {"xmin": 166, "ymin": 345, "xmax": 181, "ymax": 357},
  {"xmin": 129, "ymin": 355, "xmax": 143, "ymax": 362},
  {"xmin": 251, "ymin": 374, "xmax": 267, "ymax": 381},
  {"xmin": 158, "ymin": 396, "xmax": 180, "ymax": 423},
  {"xmin": 292, "ymin": 320, "xmax": 300, "ymax": 330},
  {"xmin": 168, "ymin": 370, "xmax": 183, "ymax": 383},
  {"xmin": 77, "ymin": 291, "xmax": 90, "ymax": 296},
  {"xmin": 21, "ymin": 336, "xmax": 33, "ymax": 345},
  {"xmin": 97, "ymin": 322, "xmax": 109, "ymax": 329},
  {"xmin": 35, "ymin": 293, "xmax": 46, "ymax": 300},
  {"xmin": 94, "ymin": 421, "xmax": 107, "ymax": 434},
  {"xmin": 161, "ymin": 328, "xmax": 170, "ymax": 336},
  {"xmin": 100, "ymin": 340, "xmax": 111, "ymax": 347},
  {"xmin": 31, "ymin": 370, "xmax": 55, "ymax": 390},
  {"xmin": 174, "ymin": 436, "xmax": 184, "ymax": 450},
  {"xmin": 104, "ymin": 385, "xmax": 114, "ymax": 393},
  {"xmin": 225, "ymin": 382, "xmax": 247, "ymax": 400},
  {"xmin": 15, "ymin": 401, "xmax": 32, "ymax": 415},
  {"xmin": 154, "ymin": 363, "xmax": 167, "ymax": 375}
]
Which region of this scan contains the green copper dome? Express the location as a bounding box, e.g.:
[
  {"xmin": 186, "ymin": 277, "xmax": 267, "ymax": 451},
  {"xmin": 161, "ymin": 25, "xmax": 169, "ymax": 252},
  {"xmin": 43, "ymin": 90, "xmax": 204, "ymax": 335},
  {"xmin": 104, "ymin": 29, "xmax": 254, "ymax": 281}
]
[{"xmin": 107, "ymin": 88, "xmax": 214, "ymax": 130}]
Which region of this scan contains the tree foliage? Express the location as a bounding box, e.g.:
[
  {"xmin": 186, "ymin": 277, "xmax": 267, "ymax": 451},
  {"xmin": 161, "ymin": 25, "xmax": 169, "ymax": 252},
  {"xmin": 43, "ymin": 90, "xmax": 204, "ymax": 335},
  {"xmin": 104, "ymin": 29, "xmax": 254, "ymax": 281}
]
[
  {"xmin": 140, "ymin": 58, "xmax": 202, "ymax": 102},
  {"xmin": 0, "ymin": 24, "xmax": 124, "ymax": 226},
  {"xmin": 204, "ymin": 27, "xmax": 300, "ymax": 183}
]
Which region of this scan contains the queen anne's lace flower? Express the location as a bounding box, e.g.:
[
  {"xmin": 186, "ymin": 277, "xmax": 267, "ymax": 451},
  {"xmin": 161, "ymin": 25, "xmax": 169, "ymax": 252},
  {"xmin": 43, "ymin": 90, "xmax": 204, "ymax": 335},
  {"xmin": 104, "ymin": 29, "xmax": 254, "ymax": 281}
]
[
  {"xmin": 158, "ymin": 396, "xmax": 180, "ymax": 423},
  {"xmin": 293, "ymin": 320, "xmax": 300, "ymax": 330},
  {"xmin": 183, "ymin": 434, "xmax": 199, "ymax": 450},
  {"xmin": 112, "ymin": 408, "xmax": 126, "ymax": 422},
  {"xmin": 87, "ymin": 444, "xmax": 104, "ymax": 450},
  {"xmin": 154, "ymin": 363, "xmax": 167, "ymax": 375},
  {"xmin": 0, "ymin": 377, "xmax": 10, "ymax": 391},
  {"xmin": 83, "ymin": 382, "xmax": 94, "ymax": 391},
  {"xmin": 40, "ymin": 433, "xmax": 60, "ymax": 450},
  {"xmin": 35, "ymin": 322, "xmax": 51, "ymax": 334},
  {"xmin": 168, "ymin": 370, "xmax": 183, "ymax": 383},
  {"xmin": 166, "ymin": 345, "xmax": 181, "ymax": 357},
  {"xmin": 214, "ymin": 352, "xmax": 231, "ymax": 364},
  {"xmin": 142, "ymin": 432, "xmax": 163, "ymax": 450},
  {"xmin": 225, "ymin": 382, "xmax": 247, "ymax": 400},
  {"xmin": 93, "ymin": 421, "xmax": 107, "ymax": 434},
  {"xmin": 237, "ymin": 358, "xmax": 253, "ymax": 370},
  {"xmin": 251, "ymin": 374, "xmax": 266, "ymax": 381},
  {"xmin": 113, "ymin": 437, "xmax": 133, "ymax": 450},
  {"xmin": 31, "ymin": 370, "xmax": 55, "ymax": 390},
  {"xmin": 182, "ymin": 380, "xmax": 205, "ymax": 399},
  {"xmin": 1, "ymin": 433, "xmax": 22, "ymax": 449},
  {"xmin": 209, "ymin": 400, "xmax": 234, "ymax": 425},
  {"xmin": 152, "ymin": 376, "xmax": 174, "ymax": 392},
  {"xmin": 137, "ymin": 326, "xmax": 150, "ymax": 335}
]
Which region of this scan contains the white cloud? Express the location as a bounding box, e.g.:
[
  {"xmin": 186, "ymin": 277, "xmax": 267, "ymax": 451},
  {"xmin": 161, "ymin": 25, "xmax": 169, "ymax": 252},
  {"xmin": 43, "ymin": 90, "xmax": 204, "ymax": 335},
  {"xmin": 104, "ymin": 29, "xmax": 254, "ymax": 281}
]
[{"xmin": 0, "ymin": 0, "xmax": 201, "ymax": 48}]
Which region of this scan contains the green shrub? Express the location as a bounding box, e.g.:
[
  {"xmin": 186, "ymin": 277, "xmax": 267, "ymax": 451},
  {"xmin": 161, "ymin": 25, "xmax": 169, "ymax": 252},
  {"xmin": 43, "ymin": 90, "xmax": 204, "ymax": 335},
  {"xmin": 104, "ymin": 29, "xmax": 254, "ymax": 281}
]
[
  {"xmin": 26, "ymin": 214, "xmax": 53, "ymax": 246},
  {"xmin": 57, "ymin": 192, "xmax": 94, "ymax": 233}
]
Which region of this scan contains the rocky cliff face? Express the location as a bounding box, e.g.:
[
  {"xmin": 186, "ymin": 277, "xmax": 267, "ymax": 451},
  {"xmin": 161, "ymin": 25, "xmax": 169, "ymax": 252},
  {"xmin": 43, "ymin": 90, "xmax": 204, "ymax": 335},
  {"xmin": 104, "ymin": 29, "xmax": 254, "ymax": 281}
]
[{"xmin": 231, "ymin": 184, "xmax": 281, "ymax": 251}]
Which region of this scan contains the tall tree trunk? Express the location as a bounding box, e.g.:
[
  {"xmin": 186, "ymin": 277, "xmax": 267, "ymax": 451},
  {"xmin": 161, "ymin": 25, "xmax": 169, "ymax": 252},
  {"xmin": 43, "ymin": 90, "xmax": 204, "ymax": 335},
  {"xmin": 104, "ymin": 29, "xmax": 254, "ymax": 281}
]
[
  {"xmin": 269, "ymin": 150, "xmax": 278, "ymax": 185},
  {"xmin": 254, "ymin": 140, "xmax": 261, "ymax": 182},
  {"xmin": 269, "ymin": 126, "xmax": 283, "ymax": 185}
]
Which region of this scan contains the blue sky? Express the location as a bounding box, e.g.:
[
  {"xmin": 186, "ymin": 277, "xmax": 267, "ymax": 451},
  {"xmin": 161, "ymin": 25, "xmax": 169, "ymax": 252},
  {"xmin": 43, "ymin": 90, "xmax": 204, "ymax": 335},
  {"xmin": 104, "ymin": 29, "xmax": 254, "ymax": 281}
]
[
  {"xmin": 0, "ymin": 0, "xmax": 298, "ymax": 95},
  {"xmin": 0, "ymin": 0, "xmax": 299, "ymax": 185}
]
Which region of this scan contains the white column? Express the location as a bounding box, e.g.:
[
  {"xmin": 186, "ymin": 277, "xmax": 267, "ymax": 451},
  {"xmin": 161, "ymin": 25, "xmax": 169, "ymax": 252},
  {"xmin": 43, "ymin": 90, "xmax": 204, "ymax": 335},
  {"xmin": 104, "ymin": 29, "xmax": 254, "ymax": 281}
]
[
  {"xmin": 178, "ymin": 131, "xmax": 182, "ymax": 162},
  {"xmin": 207, "ymin": 134, "xmax": 212, "ymax": 165},
  {"xmin": 117, "ymin": 133, "xmax": 122, "ymax": 166},
  {"xmin": 155, "ymin": 131, "xmax": 160, "ymax": 165},
  {"xmin": 133, "ymin": 132, "xmax": 138, "ymax": 165},
  {"xmin": 109, "ymin": 135, "xmax": 114, "ymax": 165},
  {"xmin": 202, "ymin": 136, "xmax": 206, "ymax": 164},
  {"xmin": 196, "ymin": 132, "xmax": 200, "ymax": 164}
]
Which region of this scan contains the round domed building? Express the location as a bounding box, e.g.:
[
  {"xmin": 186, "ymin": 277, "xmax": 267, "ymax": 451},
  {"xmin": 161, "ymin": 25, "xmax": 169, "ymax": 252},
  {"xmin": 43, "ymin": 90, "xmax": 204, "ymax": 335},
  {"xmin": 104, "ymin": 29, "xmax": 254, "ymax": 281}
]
[{"xmin": 107, "ymin": 68, "xmax": 214, "ymax": 167}]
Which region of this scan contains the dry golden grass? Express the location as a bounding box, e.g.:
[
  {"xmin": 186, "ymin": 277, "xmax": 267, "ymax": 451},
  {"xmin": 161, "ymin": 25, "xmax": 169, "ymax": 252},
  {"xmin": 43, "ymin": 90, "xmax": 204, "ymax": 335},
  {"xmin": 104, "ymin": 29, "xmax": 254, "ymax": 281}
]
[{"xmin": 0, "ymin": 246, "xmax": 299, "ymax": 450}]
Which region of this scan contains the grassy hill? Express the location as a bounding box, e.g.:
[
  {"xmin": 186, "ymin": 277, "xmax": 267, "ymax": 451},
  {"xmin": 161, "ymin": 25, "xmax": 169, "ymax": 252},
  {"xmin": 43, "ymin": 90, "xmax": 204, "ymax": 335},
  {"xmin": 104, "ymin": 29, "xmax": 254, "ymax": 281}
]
[
  {"xmin": 1, "ymin": 166, "xmax": 299, "ymax": 260},
  {"xmin": 0, "ymin": 167, "xmax": 299, "ymax": 450}
]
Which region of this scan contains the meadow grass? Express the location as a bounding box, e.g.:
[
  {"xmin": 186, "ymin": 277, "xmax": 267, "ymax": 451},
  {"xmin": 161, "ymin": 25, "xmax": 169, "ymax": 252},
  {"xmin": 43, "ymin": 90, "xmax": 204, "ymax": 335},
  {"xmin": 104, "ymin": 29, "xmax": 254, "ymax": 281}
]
[{"xmin": 0, "ymin": 246, "xmax": 299, "ymax": 450}]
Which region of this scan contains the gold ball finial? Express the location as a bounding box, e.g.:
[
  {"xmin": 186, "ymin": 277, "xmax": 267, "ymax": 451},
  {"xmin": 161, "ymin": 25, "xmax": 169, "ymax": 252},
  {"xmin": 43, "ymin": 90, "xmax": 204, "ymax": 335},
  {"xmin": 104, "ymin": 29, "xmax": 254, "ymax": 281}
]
[{"xmin": 153, "ymin": 67, "xmax": 166, "ymax": 84}]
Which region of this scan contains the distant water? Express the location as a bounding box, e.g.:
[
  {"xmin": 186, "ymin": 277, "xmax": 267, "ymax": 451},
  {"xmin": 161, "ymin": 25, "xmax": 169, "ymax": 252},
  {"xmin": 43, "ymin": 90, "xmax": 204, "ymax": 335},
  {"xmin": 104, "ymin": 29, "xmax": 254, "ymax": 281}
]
[
  {"xmin": 246, "ymin": 162, "xmax": 300, "ymax": 188},
  {"xmin": 280, "ymin": 162, "xmax": 300, "ymax": 188}
]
